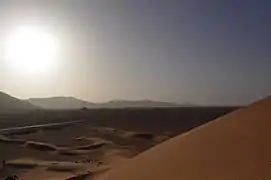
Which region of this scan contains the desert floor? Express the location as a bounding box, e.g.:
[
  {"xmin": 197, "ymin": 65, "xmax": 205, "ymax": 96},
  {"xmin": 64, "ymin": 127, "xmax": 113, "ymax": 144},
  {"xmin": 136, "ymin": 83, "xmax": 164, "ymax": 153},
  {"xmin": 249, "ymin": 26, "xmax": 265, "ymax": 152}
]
[{"xmin": 0, "ymin": 107, "xmax": 237, "ymax": 180}]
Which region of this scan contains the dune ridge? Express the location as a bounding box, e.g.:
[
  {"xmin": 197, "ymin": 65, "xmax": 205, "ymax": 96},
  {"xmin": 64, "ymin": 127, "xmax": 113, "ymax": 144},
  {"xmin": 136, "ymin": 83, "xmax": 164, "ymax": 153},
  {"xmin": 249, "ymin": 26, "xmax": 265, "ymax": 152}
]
[{"xmin": 97, "ymin": 95, "xmax": 271, "ymax": 180}]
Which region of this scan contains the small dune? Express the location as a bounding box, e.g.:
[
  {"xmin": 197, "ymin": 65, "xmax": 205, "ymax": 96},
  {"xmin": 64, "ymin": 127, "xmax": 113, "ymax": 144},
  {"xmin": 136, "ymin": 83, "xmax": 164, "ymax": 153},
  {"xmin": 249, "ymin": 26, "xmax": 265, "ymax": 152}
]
[
  {"xmin": 3, "ymin": 129, "xmax": 39, "ymax": 136},
  {"xmin": 25, "ymin": 141, "xmax": 57, "ymax": 151},
  {"xmin": 75, "ymin": 136, "xmax": 87, "ymax": 141},
  {"xmin": 60, "ymin": 139, "xmax": 112, "ymax": 152},
  {"xmin": 85, "ymin": 137, "xmax": 108, "ymax": 143},
  {"xmin": 0, "ymin": 136, "xmax": 26, "ymax": 145},
  {"xmin": 73, "ymin": 142, "xmax": 108, "ymax": 150},
  {"xmin": 6, "ymin": 159, "xmax": 38, "ymax": 169}
]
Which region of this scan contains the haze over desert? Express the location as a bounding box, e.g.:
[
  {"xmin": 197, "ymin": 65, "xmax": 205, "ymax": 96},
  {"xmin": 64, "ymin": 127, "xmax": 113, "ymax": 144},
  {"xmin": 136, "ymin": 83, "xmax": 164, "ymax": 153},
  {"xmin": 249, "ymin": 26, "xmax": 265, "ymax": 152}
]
[{"xmin": 1, "ymin": 1, "xmax": 271, "ymax": 180}]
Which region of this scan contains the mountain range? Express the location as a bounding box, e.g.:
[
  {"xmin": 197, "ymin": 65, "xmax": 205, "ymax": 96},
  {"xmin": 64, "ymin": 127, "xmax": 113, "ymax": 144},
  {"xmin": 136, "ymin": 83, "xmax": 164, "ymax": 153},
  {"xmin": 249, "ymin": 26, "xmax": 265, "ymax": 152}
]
[
  {"xmin": 0, "ymin": 91, "xmax": 183, "ymax": 111},
  {"xmin": 0, "ymin": 91, "xmax": 37, "ymax": 112},
  {"xmin": 27, "ymin": 97, "xmax": 180, "ymax": 109}
]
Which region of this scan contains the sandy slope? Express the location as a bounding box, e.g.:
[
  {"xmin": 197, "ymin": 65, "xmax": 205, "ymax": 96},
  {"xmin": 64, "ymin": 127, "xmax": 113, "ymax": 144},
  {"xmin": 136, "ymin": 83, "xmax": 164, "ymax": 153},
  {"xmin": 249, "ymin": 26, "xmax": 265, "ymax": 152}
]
[
  {"xmin": 0, "ymin": 121, "xmax": 171, "ymax": 180},
  {"xmin": 97, "ymin": 96, "xmax": 271, "ymax": 180}
]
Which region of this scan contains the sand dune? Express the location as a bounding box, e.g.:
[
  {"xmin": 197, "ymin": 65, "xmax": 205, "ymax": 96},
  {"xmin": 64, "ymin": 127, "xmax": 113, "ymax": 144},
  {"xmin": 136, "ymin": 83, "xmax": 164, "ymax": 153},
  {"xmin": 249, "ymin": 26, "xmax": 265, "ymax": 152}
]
[
  {"xmin": 97, "ymin": 96, "xmax": 271, "ymax": 180},
  {"xmin": 0, "ymin": 105, "xmax": 239, "ymax": 180},
  {"xmin": 6, "ymin": 159, "xmax": 38, "ymax": 169},
  {"xmin": 0, "ymin": 119, "xmax": 171, "ymax": 180},
  {"xmin": 25, "ymin": 141, "xmax": 58, "ymax": 151},
  {"xmin": 0, "ymin": 124, "xmax": 166, "ymax": 180},
  {"xmin": 4, "ymin": 158, "xmax": 109, "ymax": 180},
  {"xmin": 71, "ymin": 142, "xmax": 108, "ymax": 151},
  {"xmin": 0, "ymin": 136, "xmax": 25, "ymax": 145}
]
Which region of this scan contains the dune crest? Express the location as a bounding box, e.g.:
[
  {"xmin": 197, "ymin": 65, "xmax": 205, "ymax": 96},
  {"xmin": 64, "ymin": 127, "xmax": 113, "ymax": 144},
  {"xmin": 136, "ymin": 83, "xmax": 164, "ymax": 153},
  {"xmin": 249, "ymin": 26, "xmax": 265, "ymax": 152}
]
[{"xmin": 97, "ymin": 96, "xmax": 271, "ymax": 180}]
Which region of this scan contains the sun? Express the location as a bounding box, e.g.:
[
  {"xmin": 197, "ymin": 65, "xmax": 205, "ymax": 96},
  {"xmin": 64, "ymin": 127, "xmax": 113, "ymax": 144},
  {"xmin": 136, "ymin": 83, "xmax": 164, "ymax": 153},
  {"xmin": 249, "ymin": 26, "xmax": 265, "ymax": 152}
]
[{"xmin": 4, "ymin": 26, "xmax": 59, "ymax": 74}]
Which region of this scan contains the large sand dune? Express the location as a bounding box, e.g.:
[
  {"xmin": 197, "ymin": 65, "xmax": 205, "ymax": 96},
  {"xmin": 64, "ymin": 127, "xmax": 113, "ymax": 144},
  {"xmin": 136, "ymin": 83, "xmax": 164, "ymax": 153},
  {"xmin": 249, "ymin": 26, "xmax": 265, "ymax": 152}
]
[
  {"xmin": 0, "ymin": 105, "xmax": 243, "ymax": 180},
  {"xmin": 97, "ymin": 96, "xmax": 271, "ymax": 180}
]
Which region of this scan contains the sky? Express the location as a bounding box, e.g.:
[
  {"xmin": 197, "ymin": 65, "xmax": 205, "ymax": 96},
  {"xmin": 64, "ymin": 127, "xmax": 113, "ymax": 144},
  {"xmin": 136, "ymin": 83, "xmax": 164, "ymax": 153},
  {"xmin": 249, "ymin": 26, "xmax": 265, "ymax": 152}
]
[{"xmin": 0, "ymin": 0, "xmax": 270, "ymax": 105}]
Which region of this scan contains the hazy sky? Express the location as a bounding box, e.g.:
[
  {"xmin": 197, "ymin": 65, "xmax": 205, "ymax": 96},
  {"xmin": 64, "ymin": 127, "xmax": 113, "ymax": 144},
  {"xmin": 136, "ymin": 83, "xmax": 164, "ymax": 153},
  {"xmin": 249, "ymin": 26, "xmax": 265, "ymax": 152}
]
[{"xmin": 0, "ymin": 0, "xmax": 270, "ymax": 105}]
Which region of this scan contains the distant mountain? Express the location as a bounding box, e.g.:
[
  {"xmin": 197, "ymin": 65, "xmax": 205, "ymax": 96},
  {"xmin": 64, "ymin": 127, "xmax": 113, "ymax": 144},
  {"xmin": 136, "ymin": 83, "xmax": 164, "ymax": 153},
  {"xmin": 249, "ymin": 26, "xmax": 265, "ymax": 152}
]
[
  {"xmin": 27, "ymin": 97, "xmax": 182, "ymax": 109},
  {"xmin": 96, "ymin": 100, "xmax": 179, "ymax": 108},
  {"xmin": 28, "ymin": 97, "xmax": 96, "ymax": 110},
  {"xmin": 0, "ymin": 91, "xmax": 37, "ymax": 112}
]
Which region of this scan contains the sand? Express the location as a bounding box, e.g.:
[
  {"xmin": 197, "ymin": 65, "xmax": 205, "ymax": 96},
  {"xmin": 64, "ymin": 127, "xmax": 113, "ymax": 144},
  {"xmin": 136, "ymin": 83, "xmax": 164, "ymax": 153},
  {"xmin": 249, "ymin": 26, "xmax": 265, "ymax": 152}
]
[
  {"xmin": 0, "ymin": 103, "xmax": 255, "ymax": 180},
  {"xmin": 0, "ymin": 121, "xmax": 170, "ymax": 180},
  {"xmin": 96, "ymin": 96, "xmax": 271, "ymax": 180}
]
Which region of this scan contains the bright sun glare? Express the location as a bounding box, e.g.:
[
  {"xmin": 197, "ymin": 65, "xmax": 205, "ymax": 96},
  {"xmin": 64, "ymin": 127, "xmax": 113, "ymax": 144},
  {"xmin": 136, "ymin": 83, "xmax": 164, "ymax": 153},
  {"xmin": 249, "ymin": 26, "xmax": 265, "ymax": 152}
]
[{"xmin": 4, "ymin": 26, "xmax": 59, "ymax": 74}]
